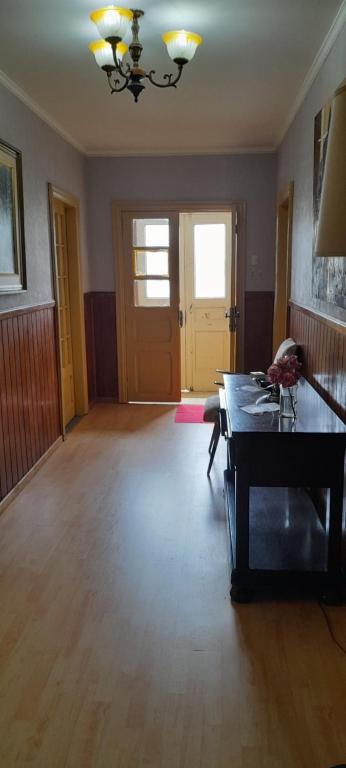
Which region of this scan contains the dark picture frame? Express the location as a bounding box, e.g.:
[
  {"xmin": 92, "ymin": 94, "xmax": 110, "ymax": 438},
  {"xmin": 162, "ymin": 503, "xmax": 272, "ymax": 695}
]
[{"xmin": 0, "ymin": 138, "xmax": 26, "ymax": 292}]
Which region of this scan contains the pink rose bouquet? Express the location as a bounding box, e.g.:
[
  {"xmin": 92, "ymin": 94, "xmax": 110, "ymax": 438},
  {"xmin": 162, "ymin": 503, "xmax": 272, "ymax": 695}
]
[{"xmin": 267, "ymin": 354, "xmax": 301, "ymax": 389}]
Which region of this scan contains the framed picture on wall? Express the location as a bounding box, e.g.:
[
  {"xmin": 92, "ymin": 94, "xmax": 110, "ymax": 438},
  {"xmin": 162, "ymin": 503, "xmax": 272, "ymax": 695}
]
[
  {"xmin": 312, "ymin": 80, "xmax": 346, "ymax": 311},
  {"xmin": 0, "ymin": 139, "xmax": 26, "ymax": 292}
]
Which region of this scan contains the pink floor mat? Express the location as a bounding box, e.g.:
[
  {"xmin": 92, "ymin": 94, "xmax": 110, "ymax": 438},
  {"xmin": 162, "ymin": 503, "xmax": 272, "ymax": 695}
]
[{"xmin": 174, "ymin": 405, "xmax": 205, "ymax": 423}]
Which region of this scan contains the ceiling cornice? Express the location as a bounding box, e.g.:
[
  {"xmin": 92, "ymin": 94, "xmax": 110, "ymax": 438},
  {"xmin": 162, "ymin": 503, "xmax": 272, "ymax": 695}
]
[
  {"xmin": 85, "ymin": 146, "xmax": 277, "ymax": 157},
  {"xmin": 0, "ymin": 68, "xmax": 85, "ymax": 154},
  {"xmin": 0, "ymin": 65, "xmax": 275, "ymax": 156},
  {"xmin": 277, "ymin": 0, "xmax": 346, "ymax": 146}
]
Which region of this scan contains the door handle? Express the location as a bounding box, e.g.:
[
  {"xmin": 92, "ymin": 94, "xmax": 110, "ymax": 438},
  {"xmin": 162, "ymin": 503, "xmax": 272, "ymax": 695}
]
[
  {"xmin": 178, "ymin": 309, "xmax": 184, "ymax": 327},
  {"xmin": 225, "ymin": 306, "xmax": 240, "ymax": 332}
]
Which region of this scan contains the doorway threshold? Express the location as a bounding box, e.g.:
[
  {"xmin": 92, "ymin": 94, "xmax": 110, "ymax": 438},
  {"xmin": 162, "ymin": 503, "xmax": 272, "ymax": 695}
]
[{"xmin": 128, "ymin": 401, "xmax": 181, "ymax": 405}]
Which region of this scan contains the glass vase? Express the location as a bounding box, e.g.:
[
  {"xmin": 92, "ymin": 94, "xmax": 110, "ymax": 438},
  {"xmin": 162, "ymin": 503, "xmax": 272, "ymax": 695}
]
[{"xmin": 279, "ymin": 385, "xmax": 297, "ymax": 419}]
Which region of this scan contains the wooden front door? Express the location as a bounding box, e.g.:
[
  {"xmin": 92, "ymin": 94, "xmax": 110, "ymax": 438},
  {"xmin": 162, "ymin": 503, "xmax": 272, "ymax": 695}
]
[
  {"xmin": 122, "ymin": 212, "xmax": 180, "ymax": 402},
  {"xmin": 53, "ymin": 199, "xmax": 75, "ymax": 426},
  {"xmin": 180, "ymin": 212, "xmax": 234, "ymax": 392}
]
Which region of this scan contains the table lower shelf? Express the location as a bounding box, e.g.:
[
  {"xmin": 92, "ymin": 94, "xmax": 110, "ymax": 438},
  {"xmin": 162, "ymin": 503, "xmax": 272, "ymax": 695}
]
[{"xmin": 224, "ymin": 470, "xmax": 345, "ymax": 602}]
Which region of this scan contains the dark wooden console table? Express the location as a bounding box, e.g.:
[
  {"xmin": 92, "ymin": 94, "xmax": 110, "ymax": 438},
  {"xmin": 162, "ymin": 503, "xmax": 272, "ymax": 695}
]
[{"xmin": 221, "ymin": 374, "xmax": 346, "ymax": 602}]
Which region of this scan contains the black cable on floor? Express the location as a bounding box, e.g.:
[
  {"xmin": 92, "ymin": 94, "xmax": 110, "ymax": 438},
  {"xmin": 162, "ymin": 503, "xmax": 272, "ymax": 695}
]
[{"xmin": 318, "ymin": 601, "xmax": 346, "ymax": 656}]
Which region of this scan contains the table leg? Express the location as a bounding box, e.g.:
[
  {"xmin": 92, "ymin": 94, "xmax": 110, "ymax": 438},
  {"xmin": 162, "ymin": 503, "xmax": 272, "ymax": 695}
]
[
  {"xmin": 327, "ymin": 474, "xmax": 344, "ymax": 574},
  {"xmin": 230, "ymin": 467, "xmax": 251, "ymax": 602}
]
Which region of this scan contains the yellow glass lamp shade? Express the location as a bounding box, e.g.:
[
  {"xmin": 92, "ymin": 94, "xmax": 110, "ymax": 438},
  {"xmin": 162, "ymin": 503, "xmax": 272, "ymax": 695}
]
[
  {"xmin": 90, "ymin": 6, "xmax": 133, "ymax": 42},
  {"xmin": 89, "ymin": 40, "xmax": 128, "ymax": 69},
  {"xmin": 162, "ymin": 30, "xmax": 202, "ymax": 64},
  {"xmin": 115, "ymin": 41, "xmax": 128, "ymax": 62}
]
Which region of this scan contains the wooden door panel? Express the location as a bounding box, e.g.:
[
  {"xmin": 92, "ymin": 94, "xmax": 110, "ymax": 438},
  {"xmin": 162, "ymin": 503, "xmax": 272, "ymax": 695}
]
[
  {"xmin": 133, "ymin": 311, "xmax": 173, "ymax": 344},
  {"xmin": 53, "ymin": 200, "xmax": 75, "ymax": 426},
  {"xmin": 132, "ymin": 350, "xmax": 173, "ymax": 398},
  {"xmin": 193, "ymin": 330, "xmax": 229, "ymax": 390},
  {"xmin": 123, "ymin": 212, "xmax": 180, "ymax": 402},
  {"xmin": 182, "ymin": 212, "xmax": 234, "ymax": 392},
  {"xmin": 194, "ymin": 307, "xmax": 227, "ymax": 326}
]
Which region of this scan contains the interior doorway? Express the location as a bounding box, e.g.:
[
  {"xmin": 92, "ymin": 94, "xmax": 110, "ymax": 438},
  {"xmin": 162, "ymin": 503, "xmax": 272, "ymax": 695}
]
[
  {"xmin": 121, "ymin": 211, "xmax": 180, "ymax": 402},
  {"xmin": 179, "ymin": 211, "xmax": 235, "ymax": 393},
  {"xmin": 272, "ymin": 182, "xmax": 294, "ymax": 356},
  {"xmin": 49, "ymin": 185, "xmax": 88, "ymax": 433},
  {"xmin": 114, "ymin": 201, "xmax": 244, "ymax": 404}
]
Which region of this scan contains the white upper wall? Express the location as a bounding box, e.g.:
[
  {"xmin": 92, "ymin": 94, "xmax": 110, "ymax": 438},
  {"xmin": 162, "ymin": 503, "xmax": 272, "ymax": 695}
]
[
  {"xmin": 86, "ymin": 153, "xmax": 277, "ymax": 293},
  {"xmin": 0, "ymin": 80, "xmax": 90, "ymax": 311},
  {"xmin": 277, "ymin": 21, "xmax": 346, "ymax": 322}
]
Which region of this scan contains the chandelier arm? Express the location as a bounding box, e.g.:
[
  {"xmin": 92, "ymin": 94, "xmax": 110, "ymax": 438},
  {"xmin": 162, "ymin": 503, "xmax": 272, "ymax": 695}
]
[
  {"xmin": 108, "ymin": 42, "xmax": 131, "ymax": 78},
  {"xmin": 146, "ymin": 64, "xmax": 184, "ymax": 89},
  {"xmin": 106, "ymin": 71, "xmax": 130, "ymax": 94},
  {"xmin": 116, "ymin": 60, "xmax": 131, "ymax": 78}
]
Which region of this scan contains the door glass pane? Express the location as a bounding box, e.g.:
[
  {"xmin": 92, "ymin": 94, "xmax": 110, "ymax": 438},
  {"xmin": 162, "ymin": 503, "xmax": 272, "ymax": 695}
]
[
  {"xmin": 132, "ymin": 218, "xmax": 169, "ymax": 247},
  {"xmin": 194, "ymin": 223, "xmax": 226, "ymax": 299},
  {"xmin": 134, "ymin": 250, "xmax": 169, "ymax": 277},
  {"xmin": 134, "ymin": 279, "xmax": 170, "ymax": 307}
]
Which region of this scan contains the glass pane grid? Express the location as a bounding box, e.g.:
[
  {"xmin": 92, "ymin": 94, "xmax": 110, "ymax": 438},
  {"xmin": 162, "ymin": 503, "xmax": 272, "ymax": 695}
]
[
  {"xmin": 133, "ymin": 249, "xmax": 169, "ymax": 278},
  {"xmin": 132, "ymin": 219, "xmax": 169, "ymax": 248},
  {"xmin": 134, "ymin": 279, "xmax": 170, "ymax": 307}
]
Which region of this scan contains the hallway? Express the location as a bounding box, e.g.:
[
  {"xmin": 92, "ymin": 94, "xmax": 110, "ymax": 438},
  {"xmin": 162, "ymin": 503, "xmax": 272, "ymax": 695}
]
[{"xmin": 0, "ymin": 404, "xmax": 345, "ymax": 767}]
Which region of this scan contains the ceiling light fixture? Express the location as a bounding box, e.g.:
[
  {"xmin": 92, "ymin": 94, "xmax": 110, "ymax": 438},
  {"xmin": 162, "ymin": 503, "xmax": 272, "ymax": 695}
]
[{"xmin": 89, "ymin": 6, "xmax": 202, "ymax": 103}]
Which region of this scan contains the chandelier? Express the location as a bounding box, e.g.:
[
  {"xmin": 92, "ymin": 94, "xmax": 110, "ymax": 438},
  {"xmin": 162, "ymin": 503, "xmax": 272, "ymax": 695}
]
[{"xmin": 89, "ymin": 6, "xmax": 202, "ymax": 102}]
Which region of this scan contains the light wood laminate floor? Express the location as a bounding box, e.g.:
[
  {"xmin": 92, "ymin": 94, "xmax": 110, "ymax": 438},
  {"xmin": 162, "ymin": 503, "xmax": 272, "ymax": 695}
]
[{"xmin": 0, "ymin": 403, "xmax": 345, "ymax": 768}]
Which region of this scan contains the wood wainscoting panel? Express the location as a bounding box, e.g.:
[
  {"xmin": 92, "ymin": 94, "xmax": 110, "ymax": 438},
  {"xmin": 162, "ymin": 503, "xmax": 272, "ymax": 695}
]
[
  {"xmin": 86, "ymin": 291, "xmax": 274, "ymax": 397},
  {"xmin": 289, "ymin": 301, "xmax": 346, "ymax": 422},
  {"xmin": 84, "ymin": 292, "xmax": 118, "ymax": 402},
  {"xmin": 244, "ymin": 291, "xmax": 274, "ymax": 374},
  {"xmin": 0, "ymin": 303, "xmax": 60, "ymax": 503},
  {"xmin": 84, "ymin": 292, "xmax": 96, "ymax": 404}
]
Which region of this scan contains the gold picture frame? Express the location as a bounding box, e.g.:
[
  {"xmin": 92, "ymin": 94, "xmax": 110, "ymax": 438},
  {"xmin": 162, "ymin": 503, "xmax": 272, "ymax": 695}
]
[{"xmin": 0, "ymin": 139, "xmax": 26, "ymax": 292}]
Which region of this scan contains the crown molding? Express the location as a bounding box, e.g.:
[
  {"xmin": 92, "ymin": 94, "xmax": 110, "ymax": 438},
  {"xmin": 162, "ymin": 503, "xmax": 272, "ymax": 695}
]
[
  {"xmin": 85, "ymin": 146, "xmax": 277, "ymax": 157},
  {"xmin": 0, "ymin": 68, "xmax": 85, "ymax": 154},
  {"xmin": 0, "ymin": 66, "xmax": 276, "ymax": 157},
  {"xmin": 277, "ymin": 0, "xmax": 346, "ymax": 146}
]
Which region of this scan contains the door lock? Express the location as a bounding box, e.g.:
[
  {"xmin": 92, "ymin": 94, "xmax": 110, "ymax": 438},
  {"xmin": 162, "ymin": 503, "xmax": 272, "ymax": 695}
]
[
  {"xmin": 225, "ymin": 306, "xmax": 240, "ymax": 332},
  {"xmin": 178, "ymin": 309, "xmax": 184, "ymax": 327}
]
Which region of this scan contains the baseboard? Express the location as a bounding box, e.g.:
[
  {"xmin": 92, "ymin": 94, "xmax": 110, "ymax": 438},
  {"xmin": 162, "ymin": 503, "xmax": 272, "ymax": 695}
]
[
  {"xmin": 97, "ymin": 397, "xmax": 118, "ymax": 402},
  {"xmin": 0, "ymin": 436, "xmax": 63, "ymax": 516}
]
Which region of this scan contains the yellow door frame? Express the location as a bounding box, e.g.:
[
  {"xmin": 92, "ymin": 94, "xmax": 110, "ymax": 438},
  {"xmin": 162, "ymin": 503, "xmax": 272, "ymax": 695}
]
[
  {"xmin": 48, "ymin": 184, "xmax": 89, "ymax": 435},
  {"xmin": 112, "ymin": 200, "xmax": 246, "ymax": 403},
  {"xmin": 272, "ymin": 182, "xmax": 294, "ymax": 356}
]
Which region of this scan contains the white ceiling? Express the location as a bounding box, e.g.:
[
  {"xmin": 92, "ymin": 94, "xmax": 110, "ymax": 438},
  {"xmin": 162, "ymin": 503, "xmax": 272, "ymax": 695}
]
[{"xmin": 0, "ymin": 0, "xmax": 344, "ymax": 155}]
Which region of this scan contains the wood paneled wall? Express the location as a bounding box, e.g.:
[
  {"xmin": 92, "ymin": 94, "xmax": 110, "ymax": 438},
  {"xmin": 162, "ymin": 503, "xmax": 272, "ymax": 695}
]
[
  {"xmin": 244, "ymin": 291, "xmax": 274, "ymax": 374},
  {"xmin": 84, "ymin": 293, "xmax": 96, "ymax": 403},
  {"xmin": 289, "ymin": 301, "xmax": 346, "ymax": 423},
  {"xmin": 84, "ymin": 292, "xmax": 118, "ymax": 402},
  {"xmin": 85, "ymin": 290, "xmax": 274, "ymax": 399},
  {"xmin": 0, "ymin": 303, "xmax": 60, "ymax": 502}
]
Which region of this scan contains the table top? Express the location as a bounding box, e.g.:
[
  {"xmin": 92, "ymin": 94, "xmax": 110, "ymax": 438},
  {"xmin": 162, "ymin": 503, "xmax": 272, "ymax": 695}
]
[{"xmin": 223, "ymin": 374, "xmax": 346, "ymax": 436}]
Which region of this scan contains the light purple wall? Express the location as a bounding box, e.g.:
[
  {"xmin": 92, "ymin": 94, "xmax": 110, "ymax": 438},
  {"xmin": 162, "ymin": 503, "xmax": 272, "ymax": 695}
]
[
  {"xmin": 86, "ymin": 153, "xmax": 277, "ymax": 293},
  {"xmin": 278, "ymin": 23, "xmax": 346, "ymax": 323},
  {"xmin": 0, "ymin": 81, "xmax": 89, "ymax": 311}
]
